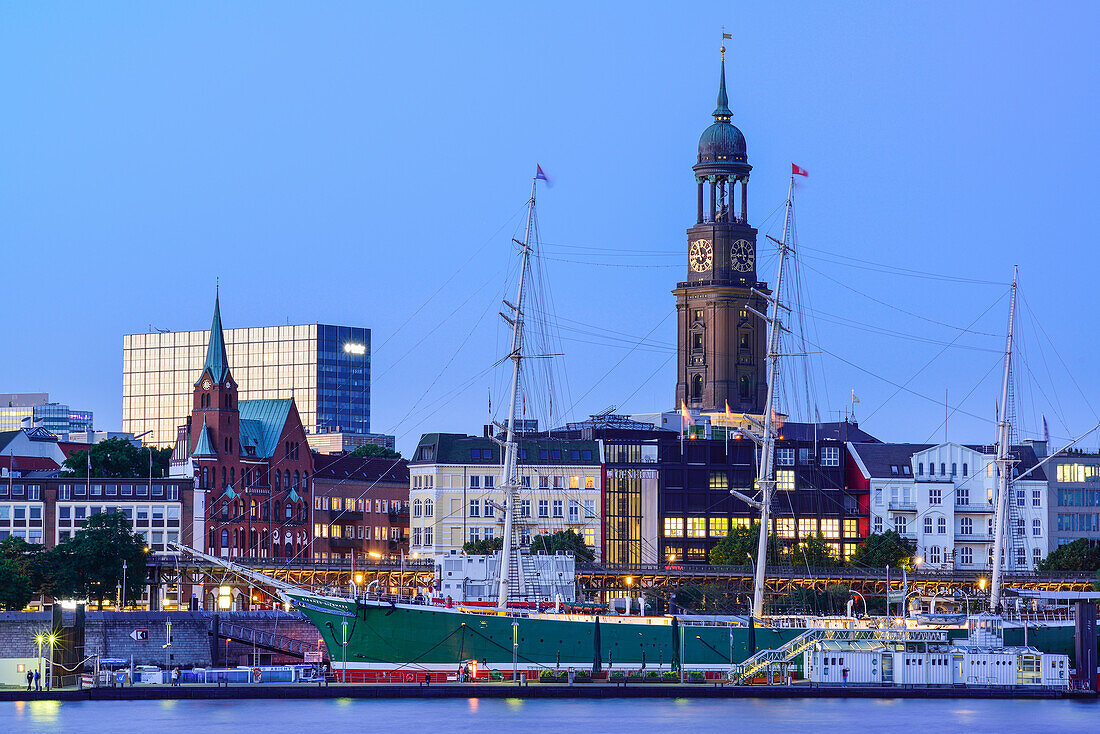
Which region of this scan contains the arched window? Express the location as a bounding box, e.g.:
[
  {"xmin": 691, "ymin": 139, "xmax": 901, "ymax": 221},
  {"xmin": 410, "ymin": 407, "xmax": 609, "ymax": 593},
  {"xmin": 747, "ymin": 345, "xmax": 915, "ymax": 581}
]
[
  {"xmin": 962, "ymin": 463, "xmax": 968, "ymax": 477},
  {"xmin": 940, "ymin": 463, "xmax": 946, "ymax": 476},
  {"xmin": 230, "ymin": 468, "xmax": 235, "ymax": 487},
  {"xmin": 424, "ymin": 499, "xmax": 434, "ymax": 517},
  {"xmin": 250, "ymin": 499, "xmax": 257, "ymax": 518},
  {"xmin": 413, "ymin": 499, "xmax": 422, "ymax": 517},
  {"xmin": 929, "ymin": 546, "xmax": 941, "ymax": 564},
  {"xmin": 221, "ymin": 467, "xmax": 227, "ymax": 488},
  {"xmin": 294, "ymin": 470, "xmax": 300, "ymax": 490},
  {"xmin": 691, "ymin": 374, "xmax": 703, "ymax": 401},
  {"xmin": 285, "ymin": 470, "xmax": 291, "ymax": 491},
  {"xmin": 918, "ymin": 463, "xmax": 923, "ymax": 476},
  {"xmin": 285, "ymin": 503, "xmax": 293, "ymax": 520},
  {"xmin": 951, "ymin": 463, "xmax": 957, "ymax": 476},
  {"xmin": 739, "ymin": 374, "xmax": 751, "ymax": 399},
  {"xmin": 1032, "ymin": 518, "xmax": 1042, "ymax": 536},
  {"xmin": 221, "ymin": 529, "xmax": 229, "ymax": 548}
]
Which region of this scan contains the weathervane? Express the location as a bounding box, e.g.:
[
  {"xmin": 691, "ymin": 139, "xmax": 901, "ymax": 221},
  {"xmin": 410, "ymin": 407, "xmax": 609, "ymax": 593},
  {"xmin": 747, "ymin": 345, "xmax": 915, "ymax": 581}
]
[{"xmin": 721, "ymin": 27, "xmax": 731, "ymax": 59}]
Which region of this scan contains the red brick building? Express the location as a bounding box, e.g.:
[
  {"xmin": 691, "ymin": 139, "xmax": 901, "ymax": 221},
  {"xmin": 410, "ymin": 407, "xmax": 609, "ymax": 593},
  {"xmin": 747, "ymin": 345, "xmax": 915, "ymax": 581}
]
[
  {"xmin": 171, "ymin": 295, "xmax": 313, "ymax": 559},
  {"xmin": 310, "ymin": 454, "xmax": 409, "ymax": 560}
]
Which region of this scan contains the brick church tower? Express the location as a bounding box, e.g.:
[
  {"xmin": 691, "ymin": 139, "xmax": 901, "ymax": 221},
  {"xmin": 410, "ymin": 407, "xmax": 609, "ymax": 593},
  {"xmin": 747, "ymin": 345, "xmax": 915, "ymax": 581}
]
[
  {"xmin": 180, "ymin": 293, "xmax": 313, "ymax": 562},
  {"xmin": 673, "ymin": 52, "xmax": 769, "ymax": 416}
]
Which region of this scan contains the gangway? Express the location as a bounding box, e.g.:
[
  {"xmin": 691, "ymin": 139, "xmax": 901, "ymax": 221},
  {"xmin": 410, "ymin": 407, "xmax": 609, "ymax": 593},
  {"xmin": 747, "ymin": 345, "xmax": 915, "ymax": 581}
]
[{"xmin": 729, "ymin": 626, "xmax": 948, "ymax": 684}]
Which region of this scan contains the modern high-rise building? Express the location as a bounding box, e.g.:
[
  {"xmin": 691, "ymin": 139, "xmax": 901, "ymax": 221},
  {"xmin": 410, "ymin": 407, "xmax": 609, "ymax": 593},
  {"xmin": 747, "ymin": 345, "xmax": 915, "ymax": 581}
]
[
  {"xmin": 0, "ymin": 393, "xmax": 93, "ymax": 436},
  {"xmin": 123, "ymin": 319, "xmax": 371, "ymax": 447}
]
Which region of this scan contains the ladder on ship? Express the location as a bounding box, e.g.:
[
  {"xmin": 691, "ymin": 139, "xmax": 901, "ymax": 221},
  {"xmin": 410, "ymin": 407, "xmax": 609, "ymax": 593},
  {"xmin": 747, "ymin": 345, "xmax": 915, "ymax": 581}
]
[{"xmin": 728, "ymin": 627, "xmax": 948, "ymax": 685}]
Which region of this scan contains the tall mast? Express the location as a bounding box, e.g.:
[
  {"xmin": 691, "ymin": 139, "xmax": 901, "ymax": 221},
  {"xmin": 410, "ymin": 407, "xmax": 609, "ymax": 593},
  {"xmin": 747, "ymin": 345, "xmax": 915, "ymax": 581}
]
[
  {"xmin": 989, "ymin": 266, "xmax": 1018, "ymax": 612},
  {"xmin": 750, "ymin": 174, "xmax": 794, "ymax": 618},
  {"xmin": 496, "ymin": 175, "xmax": 538, "ymax": 610}
]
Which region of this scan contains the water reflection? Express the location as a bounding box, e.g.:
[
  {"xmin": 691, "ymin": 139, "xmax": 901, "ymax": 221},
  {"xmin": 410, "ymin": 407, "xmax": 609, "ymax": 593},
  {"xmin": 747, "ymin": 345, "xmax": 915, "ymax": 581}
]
[{"xmin": 0, "ymin": 697, "xmax": 1095, "ymax": 734}]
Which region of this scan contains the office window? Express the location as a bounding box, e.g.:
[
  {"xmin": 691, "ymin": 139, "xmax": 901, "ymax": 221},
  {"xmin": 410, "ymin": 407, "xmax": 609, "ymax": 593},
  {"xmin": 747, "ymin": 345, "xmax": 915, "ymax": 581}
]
[
  {"xmin": 483, "ymin": 500, "xmax": 495, "ymax": 517},
  {"xmin": 776, "ymin": 518, "xmax": 795, "ymax": 539},
  {"xmin": 583, "ymin": 499, "xmax": 595, "ymax": 519},
  {"xmin": 520, "ymin": 500, "xmax": 531, "ymax": 518},
  {"xmin": 956, "ymin": 487, "xmax": 969, "ymax": 507},
  {"xmin": 663, "ymin": 517, "xmax": 684, "ymax": 538},
  {"xmin": 820, "ymin": 519, "xmax": 839, "ymax": 538},
  {"xmin": 929, "ymin": 487, "xmax": 941, "ymax": 505},
  {"xmin": 709, "ymin": 471, "xmax": 728, "ymax": 490},
  {"xmin": 538, "ymin": 500, "xmax": 549, "ymax": 518},
  {"xmin": 776, "ymin": 448, "xmax": 794, "ymax": 466},
  {"xmin": 686, "ymin": 517, "xmax": 706, "ymax": 538},
  {"xmin": 1032, "ymin": 489, "xmax": 1042, "ymax": 507},
  {"xmin": 798, "ymin": 518, "xmax": 816, "ymax": 537},
  {"xmin": 820, "ymin": 446, "xmax": 840, "ymax": 467},
  {"xmin": 1032, "ymin": 518, "xmax": 1042, "ymax": 536},
  {"xmin": 469, "ymin": 500, "xmax": 480, "ymax": 517},
  {"xmin": 568, "ymin": 500, "xmax": 580, "ymax": 522},
  {"xmin": 776, "ymin": 470, "xmax": 795, "ymax": 491},
  {"xmin": 552, "ymin": 500, "xmax": 563, "ymax": 518},
  {"xmin": 708, "ymin": 517, "xmax": 729, "ymax": 538}
]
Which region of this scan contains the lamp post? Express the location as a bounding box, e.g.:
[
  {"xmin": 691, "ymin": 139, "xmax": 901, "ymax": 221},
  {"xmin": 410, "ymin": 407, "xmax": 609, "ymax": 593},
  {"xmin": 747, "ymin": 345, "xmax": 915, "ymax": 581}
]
[
  {"xmin": 48, "ymin": 633, "xmax": 57, "ymax": 690},
  {"xmin": 35, "ymin": 634, "xmax": 44, "ymax": 687},
  {"xmin": 121, "ymin": 560, "xmax": 128, "ymax": 610}
]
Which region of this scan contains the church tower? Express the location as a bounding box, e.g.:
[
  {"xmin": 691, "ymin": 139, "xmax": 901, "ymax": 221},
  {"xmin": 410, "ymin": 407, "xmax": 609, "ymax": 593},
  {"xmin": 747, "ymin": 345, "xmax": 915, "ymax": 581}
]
[{"xmin": 673, "ymin": 52, "xmax": 768, "ymax": 415}]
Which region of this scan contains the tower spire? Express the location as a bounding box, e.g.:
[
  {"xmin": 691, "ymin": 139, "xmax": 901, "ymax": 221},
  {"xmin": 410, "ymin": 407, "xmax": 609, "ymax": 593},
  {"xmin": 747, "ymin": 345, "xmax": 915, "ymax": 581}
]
[
  {"xmin": 713, "ymin": 55, "xmax": 731, "ymax": 121},
  {"xmin": 197, "ymin": 291, "xmax": 230, "ymax": 386}
]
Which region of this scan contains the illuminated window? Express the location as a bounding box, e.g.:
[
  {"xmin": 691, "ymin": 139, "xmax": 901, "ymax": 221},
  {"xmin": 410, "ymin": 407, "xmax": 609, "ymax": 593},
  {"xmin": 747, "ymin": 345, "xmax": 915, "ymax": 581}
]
[
  {"xmin": 776, "ymin": 518, "xmax": 795, "ymax": 539},
  {"xmin": 584, "ymin": 476, "xmax": 595, "ymax": 489},
  {"xmin": 843, "ymin": 519, "xmax": 858, "ymax": 538},
  {"xmin": 821, "ymin": 519, "xmax": 839, "ymax": 538},
  {"xmin": 663, "ymin": 517, "xmax": 684, "ymax": 538},
  {"xmin": 569, "ymin": 476, "xmax": 580, "ymax": 489},
  {"xmin": 686, "ymin": 517, "xmax": 706, "ymax": 538},
  {"xmin": 777, "ymin": 470, "xmax": 795, "ymax": 491},
  {"xmin": 798, "ymin": 518, "xmax": 816, "ymax": 537},
  {"xmin": 709, "ymin": 472, "xmax": 728, "ymax": 490},
  {"xmin": 708, "ymin": 517, "xmax": 729, "ymax": 537}
]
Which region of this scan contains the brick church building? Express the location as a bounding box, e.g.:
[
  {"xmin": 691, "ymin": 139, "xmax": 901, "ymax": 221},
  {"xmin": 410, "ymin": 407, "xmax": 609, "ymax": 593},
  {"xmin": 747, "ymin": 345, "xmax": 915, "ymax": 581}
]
[{"xmin": 172, "ymin": 294, "xmax": 313, "ymax": 559}]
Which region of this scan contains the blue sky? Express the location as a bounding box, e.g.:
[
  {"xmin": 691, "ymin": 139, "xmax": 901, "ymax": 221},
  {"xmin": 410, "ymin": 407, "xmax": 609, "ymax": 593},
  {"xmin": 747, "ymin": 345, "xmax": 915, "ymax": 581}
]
[{"xmin": 2, "ymin": 2, "xmax": 1098, "ymax": 454}]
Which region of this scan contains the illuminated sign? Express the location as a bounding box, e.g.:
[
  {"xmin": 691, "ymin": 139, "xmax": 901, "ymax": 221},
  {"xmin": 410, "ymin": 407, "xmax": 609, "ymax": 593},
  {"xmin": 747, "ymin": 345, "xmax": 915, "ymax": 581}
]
[{"xmin": 343, "ymin": 342, "xmax": 366, "ymax": 356}]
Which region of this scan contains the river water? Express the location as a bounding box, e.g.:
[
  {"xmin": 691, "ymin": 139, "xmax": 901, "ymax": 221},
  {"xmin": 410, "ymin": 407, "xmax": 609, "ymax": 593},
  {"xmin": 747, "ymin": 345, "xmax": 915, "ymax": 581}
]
[{"xmin": 3, "ymin": 697, "xmax": 1097, "ymax": 733}]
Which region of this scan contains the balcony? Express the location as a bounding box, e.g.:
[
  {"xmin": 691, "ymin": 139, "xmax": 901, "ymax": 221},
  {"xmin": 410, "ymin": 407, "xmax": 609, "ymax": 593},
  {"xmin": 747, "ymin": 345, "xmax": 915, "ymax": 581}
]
[
  {"xmin": 388, "ymin": 508, "xmax": 410, "ymax": 523},
  {"xmin": 888, "ymin": 501, "xmax": 916, "ymax": 512},
  {"xmin": 955, "ymin": 533, "xmax": 993, "ymax": 543},
  {"xmin": 954, "ymin": 503, "xmax": 993, "ymax": 513}
]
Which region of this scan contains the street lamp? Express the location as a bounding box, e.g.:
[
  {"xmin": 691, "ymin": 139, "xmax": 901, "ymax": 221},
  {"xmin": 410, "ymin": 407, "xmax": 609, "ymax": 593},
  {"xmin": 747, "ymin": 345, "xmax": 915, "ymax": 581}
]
[
  {"xmin": 35, "ymin": 634, "xmax": 44, "ymax": 687},
  {"xmin": 47, "ymin": 633, "xmax": 57, "ymax": 690}
]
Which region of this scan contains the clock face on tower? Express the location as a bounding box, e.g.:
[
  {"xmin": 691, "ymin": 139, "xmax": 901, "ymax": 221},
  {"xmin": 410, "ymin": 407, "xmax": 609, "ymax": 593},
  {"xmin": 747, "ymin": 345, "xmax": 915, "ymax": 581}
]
[
  {"xmin": 201, "ymin": 378, "xmax": 212, "ymax": 391},
  {"xmin": 730, "ymin": 239, "xmax": 755, "ymax": 272},
  {"xmin": 689, "ymin": 239, "xmax": 713, "ymax": 272}
]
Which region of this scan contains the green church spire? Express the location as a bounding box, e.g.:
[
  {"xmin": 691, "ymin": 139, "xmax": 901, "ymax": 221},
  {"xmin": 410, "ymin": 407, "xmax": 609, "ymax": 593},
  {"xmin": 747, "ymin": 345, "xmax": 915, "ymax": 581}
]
[
  {"xmin": 196, "ymin": 291, "xmax": 230, "ymax": 386},
  {"xmin": 713, "ymin": 57, "xmax": 732, "ymax": 122}
]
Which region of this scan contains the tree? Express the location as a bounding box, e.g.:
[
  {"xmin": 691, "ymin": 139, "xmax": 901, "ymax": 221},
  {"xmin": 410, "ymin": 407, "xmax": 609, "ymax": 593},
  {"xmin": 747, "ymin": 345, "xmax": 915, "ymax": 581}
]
[
  {"xmin": 528, "ymin": 530, "xmax": 595, "ymax": 562},
  {"xmin": 0, "ymin": 535, "xmax": 47, "ymax": 592},
  {"xmin": 709, "ymin": 523, "xmax": 759, "ymax": 566},
  {"xmin": 349, "ymin": 444, "xmax": 402, "ymax": 460},
  {"xmin": 785, "ymin": 533, "xmax": 842, "ymax": 568},
  {"xmin": 60, "ymin": 437, "xmax": 173, "ymax": 479},
  {"xmin": 0, "ymin": 558, "xmax": 33, "ymax": 610},
  {"xmin": 848, "ymin": 530, "xmax": 917, "ymax": 570},
  {"xmin": 1037, "ymin": 538, "xmax": 1100, "ymax": 572},
  {"xmin": 48, "ymin": 512, "xmax": 148, "ymax": 607},
  {"xmin": 462, "ymin": 536, "xmax": 503, "ymax": 555}
]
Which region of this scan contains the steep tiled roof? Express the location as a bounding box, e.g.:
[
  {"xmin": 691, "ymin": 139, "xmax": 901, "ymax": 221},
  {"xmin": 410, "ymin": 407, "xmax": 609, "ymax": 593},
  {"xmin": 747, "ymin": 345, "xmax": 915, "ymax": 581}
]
[
  {"xmin": 238, "ymin": 399, "xmax": 294, "ymax": 459},
  {"xmin": 196, "ymin": 293, "xmax": 231, "ymax": 386},
  {"xmin": 191, "ymin": 420, "xmax": 217, "ymax": 458},
  {"xmin": 312, "ymin": 454, "xmax": 408, "ymax": 483}
]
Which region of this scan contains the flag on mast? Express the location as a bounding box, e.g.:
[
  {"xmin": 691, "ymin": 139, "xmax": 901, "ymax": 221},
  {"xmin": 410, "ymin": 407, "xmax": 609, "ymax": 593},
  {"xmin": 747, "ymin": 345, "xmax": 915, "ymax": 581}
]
[
  {"xmin": 535, "ymin": 164, "xmax": 553, "ymax": 187},
  {"xmin": 792, "ymin": 163, "xmax": 809, "ymax": 177},
  {"xmin": 851, "ymin": 390, "xmax": 860, "ymax": 404},
  {"xmin": 680, "ymin": 401, "xmax": 693, "ymax": 432}
]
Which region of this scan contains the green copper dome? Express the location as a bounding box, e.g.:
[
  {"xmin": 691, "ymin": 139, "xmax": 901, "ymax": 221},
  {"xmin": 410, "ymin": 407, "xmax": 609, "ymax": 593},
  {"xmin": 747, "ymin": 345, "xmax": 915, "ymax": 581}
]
[{"xmin": 697, "ymin": 58, "xmax": 747, "ymax": 165}]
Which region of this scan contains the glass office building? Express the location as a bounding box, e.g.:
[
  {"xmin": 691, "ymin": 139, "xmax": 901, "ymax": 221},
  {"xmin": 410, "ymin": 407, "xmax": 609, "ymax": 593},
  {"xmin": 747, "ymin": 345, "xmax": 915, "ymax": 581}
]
[
  {"xmin": 123, "ymin": 324, "xmax": 371, "ymax": 447},
  {"xmin": 0, "ymin": 394, "xmax": 93, "ymax": 435}
]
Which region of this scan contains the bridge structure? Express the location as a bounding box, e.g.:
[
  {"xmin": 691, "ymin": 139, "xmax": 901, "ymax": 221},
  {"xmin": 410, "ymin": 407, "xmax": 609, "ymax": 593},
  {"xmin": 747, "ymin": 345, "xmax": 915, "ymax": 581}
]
[{"xmin": 146, "ymin": 554, "xmax": 1095, "ymax": 609}]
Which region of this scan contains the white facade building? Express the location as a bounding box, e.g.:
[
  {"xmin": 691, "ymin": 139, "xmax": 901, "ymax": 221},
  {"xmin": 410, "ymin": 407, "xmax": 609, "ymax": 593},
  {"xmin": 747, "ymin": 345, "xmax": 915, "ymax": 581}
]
[
  {"xmin": 850, "ymin": 442, "xmax": 1048, "ymax": 571},
  {"xmin": 408, "ymin": 433, "xmax": 603, "ymax": 563}
]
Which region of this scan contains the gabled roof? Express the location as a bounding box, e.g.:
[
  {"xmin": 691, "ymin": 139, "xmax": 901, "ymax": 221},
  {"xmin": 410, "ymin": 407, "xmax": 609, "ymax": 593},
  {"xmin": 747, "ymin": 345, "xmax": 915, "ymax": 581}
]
[
  {"xmin": 848, "ymin": 442, "xmax": 930, "ymax": 478},
  {"xmin": 195, "ymin": 293, "xmax": 231, "ymax": 386},
  {"xmin": 238, "ymin": 399, "xmax": 294, "ymax": 459},
  {"xmin": 0, "ymin": 430, "xmax": 19, "ymax": 453}
]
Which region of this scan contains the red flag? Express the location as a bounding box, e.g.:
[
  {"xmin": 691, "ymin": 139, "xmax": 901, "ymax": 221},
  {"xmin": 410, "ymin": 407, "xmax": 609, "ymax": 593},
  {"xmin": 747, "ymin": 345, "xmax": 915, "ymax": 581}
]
[
  {"xmin": 680, "ymin": 400, "xmax": 693, "ymax": 430},
  {"xmin": 792, "ymin": 163, "xmax": 808, "ymax": 177}
]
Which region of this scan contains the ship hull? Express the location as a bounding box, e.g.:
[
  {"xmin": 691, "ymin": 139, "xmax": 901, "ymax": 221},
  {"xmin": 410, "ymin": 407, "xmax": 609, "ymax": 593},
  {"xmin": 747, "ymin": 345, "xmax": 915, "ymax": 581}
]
[
  {"xmin": 288, "ymin": 592, "xmax": 1081, "ymax": 680},
  {"xmin": 288, "ymin": 592, "xmax": 801, "ymax": 676}
]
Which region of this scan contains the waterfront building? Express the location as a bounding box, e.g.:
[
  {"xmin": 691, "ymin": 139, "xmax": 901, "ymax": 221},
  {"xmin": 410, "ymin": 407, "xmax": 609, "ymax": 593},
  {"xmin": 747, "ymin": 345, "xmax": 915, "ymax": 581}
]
[
  {"xmin": 311, "ymin": 454, "xmax": 409, "ymax": 560},
  {"xmin": 0, "ymin": 476, "xmax": 193, "ymax": 553},
  {"xmin": 0, "ymin": 393, "xmax": 93, "ymax": 436},
  {"xmin": 673, "ymin": 56, "xmax": 768, "ymax": 415},
  {"xmin": 659, "ymin": 424, "xmax": 870, "ymax": 565},
  {"xmin": 1042, "ymin": 444, "xmax": 1100, "ymax": 548},
  {"xmin": 408, "ymin": 433, "xmax": 602, "ymax": 562},
  {"xmin": 850, "ymin": 441, "xmax": 1048, "ymax": 571},
  {"xmin": 169, "ymin": 295, "xmax": 313, "ymax": 561},
  {"xmin": 306, "ymin": 429, "xmax": 396, "ymax": 455},
  {"xmin": 123, "ymin": 321, "xmax": 371, "ymax": 447}
]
